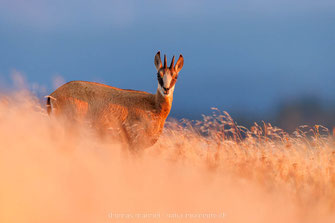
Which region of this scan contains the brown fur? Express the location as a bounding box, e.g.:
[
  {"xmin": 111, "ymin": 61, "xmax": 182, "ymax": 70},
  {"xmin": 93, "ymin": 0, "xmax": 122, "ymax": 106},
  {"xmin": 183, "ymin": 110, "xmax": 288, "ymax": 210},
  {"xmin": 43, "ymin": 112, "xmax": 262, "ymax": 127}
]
[{"xmin": 48, "ymin": 81, "xmax": 172, "ymax": 149}]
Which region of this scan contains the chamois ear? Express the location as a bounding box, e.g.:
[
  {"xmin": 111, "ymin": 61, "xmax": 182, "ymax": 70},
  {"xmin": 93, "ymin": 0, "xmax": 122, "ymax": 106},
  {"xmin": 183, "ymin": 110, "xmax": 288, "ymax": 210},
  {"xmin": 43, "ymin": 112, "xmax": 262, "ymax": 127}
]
[
  {"xmin": 174, "ymin": 54, "xmax": 184, "ymax": 73},
  {"xmin": 154, "ymin": 51, "xmax": 162, "ymax": 71}
]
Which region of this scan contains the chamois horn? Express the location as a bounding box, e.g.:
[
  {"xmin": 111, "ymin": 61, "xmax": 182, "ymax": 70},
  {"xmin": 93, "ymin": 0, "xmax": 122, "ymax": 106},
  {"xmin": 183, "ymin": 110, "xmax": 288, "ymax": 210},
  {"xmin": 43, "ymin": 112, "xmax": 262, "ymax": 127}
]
[
  {"xmin": 170, "ymin": 56, "xmax": 175, "ymax": 69},
  {"xmin": 164, "ymin": 54, "xmax": 167, "ymax": 68}
]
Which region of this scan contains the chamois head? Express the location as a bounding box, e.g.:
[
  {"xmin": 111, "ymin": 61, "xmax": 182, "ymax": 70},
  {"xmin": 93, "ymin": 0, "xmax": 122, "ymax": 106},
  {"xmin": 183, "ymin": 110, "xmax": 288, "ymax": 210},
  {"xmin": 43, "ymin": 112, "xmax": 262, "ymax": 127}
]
[{"xmin": 154, "ymin": 51, "xmax": 184, "ymax": 97}]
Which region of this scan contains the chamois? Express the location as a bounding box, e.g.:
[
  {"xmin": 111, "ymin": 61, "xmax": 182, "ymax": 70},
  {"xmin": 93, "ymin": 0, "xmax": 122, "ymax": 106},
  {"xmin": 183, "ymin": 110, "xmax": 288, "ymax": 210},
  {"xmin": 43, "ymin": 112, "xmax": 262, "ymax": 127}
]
[{"xmin": 46, "ymin": 51, "xmax": 184, "ymax": 149}]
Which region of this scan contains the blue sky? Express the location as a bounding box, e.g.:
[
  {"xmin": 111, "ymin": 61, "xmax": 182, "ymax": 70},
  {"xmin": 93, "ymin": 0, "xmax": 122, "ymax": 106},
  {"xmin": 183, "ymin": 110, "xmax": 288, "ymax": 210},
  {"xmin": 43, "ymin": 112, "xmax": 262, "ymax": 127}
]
[{"xmin": 1, "ymin": 0, "xmax": 335, "ymax": 118}]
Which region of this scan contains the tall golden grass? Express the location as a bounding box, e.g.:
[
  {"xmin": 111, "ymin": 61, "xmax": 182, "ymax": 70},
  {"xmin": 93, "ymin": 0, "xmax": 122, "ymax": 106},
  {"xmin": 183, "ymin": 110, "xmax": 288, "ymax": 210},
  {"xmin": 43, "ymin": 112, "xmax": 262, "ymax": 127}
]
[{"xmin": 0, "ymin": 90, "xmax": 335, "ymax": 223}]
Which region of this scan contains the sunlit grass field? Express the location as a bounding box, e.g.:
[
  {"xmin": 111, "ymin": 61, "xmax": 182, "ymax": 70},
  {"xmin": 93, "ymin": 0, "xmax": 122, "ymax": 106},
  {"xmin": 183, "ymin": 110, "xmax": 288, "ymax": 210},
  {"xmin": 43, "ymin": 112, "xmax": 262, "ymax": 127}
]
[{"xmin": 1, "ymin": 91, "xmax": 335, "ymax": 223}]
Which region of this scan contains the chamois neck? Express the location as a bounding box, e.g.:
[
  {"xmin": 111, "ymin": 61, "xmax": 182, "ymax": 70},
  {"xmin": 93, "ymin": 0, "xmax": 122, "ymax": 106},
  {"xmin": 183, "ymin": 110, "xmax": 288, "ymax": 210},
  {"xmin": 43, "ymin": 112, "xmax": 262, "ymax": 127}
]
[{"xmin": 155, "ymin": 89, "xmax": 173, "ymax": 117}]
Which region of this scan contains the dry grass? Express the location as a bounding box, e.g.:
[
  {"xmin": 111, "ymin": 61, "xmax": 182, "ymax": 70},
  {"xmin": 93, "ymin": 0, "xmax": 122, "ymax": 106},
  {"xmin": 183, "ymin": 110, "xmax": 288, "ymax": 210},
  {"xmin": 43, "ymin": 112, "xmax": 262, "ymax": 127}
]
[{"xmin": 0, "ymin": 91, "xmax": 335, "ymax": 223}]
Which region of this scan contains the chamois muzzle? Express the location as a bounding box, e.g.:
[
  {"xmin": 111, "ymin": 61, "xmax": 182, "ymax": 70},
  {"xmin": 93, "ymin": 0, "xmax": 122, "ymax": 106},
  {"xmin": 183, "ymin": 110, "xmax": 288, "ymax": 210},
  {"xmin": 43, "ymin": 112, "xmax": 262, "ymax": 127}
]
[{"xmin": 162, "ymin": 87, "xmax": 170, "ymax": 94}]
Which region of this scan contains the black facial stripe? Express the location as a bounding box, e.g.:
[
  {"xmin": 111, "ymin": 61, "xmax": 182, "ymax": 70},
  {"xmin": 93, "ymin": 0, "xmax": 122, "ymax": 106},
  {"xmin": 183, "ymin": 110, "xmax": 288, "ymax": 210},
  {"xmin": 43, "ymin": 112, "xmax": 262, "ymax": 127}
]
[
  {"xmin": 169, "ymin": 78, "xmax": 177, "ymax": 88},
  {"xmin": 157, "ymin": 73, "xmax": 164, "ymax": 87}
]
